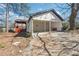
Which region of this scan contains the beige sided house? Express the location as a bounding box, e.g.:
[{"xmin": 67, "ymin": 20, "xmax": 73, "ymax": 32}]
[{"xmin": 27, "ymin": 9, "xmax": 63, "ymax": 35}]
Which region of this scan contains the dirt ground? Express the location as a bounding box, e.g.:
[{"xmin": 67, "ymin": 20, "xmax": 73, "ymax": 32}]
[
  {"xmin": 0, "ymin": 31, "xmax": 79, "ymax": 56},
  {"xmin": 0, "ymin": 32, "xmax": 30, "ymax": 56}
]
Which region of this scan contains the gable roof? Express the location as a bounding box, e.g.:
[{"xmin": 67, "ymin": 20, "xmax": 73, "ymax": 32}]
[
  {"xmin": 28, "ymin": 9, "xmax": 64, "ymax": 22},
  {"xmin": 15, "ymin": 18, "xmax": 28, "ymax": 24}
]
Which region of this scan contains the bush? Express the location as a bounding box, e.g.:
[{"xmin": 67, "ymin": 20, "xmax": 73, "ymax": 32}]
[
  {"xmin": 62, "ymin": 22, "xmax": 68, "ymax": 30},
  {"xmin": 76, "ymin": 22, "xmax": 79, "ymax": 29},
  {"xmin": 26, "ymin": 32, "xmax": 31, "ymax": 38}
]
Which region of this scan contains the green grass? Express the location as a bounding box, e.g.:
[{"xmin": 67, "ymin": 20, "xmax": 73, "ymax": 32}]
[{"xmin": 0, "ymin": 43, "xmax": 5, "ymax": 48}]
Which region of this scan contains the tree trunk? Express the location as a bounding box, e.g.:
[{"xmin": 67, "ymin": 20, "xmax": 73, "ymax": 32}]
[
  {"xmin": 6, "ymin": 3, "xmax": 9, "ymax": 33},
  {"xmin": 69, "ymin": 4, "xmax": 78, "ymax": 30}
]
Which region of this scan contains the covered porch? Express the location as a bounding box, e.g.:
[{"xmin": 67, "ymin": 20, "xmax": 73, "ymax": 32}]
[{"xmin": 32, "ymin": 20, "xmax": 62, "ymax": 33}]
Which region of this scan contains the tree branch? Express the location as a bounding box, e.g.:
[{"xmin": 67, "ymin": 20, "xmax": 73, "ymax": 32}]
[
  {"xmin": 37, "ymin": 33, "xmax": 52, "ymax": 56},
  {"xmin": 58, "ymin": 40, "xmax": 79, "ymax": 56}
]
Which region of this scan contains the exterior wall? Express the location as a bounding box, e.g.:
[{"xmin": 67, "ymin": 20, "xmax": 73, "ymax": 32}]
[
  {"xmin": 57, "ymin": 21, "xmax": 62, "ymax": 31},
  {"xmin": 15, "ymin": 23, "xmax": 26, "ymax": 29},
  {"xmin": 51, "ymin": 21, "xmax": 62, "ymax": 31},
  {"xmin": 27, "ymin": 11, "xmax": 63, "ymax": 34},
  {"xmin": 33, "ymin": 20, "xmax": 62, "ymax": 32},
  {"xmin": 32, "ymin": 12, "xmax": 61, "ymax": 22},
  {"xmin": 33, "ymin": 20, "xmax": 45, "ymax": 32},
  {"xmin": 27, "ymin": 20, "xmax": 32, "ymax": 33},
  {"xmin": 26, "ymin": 22, "xmax": 29, "ymax": 32},
  {"xmin": 32, "ymin": 12, "xmax": 55, "ymax": 21},
  {"xmin": 32, "ymin": 12, "xmax": 63, "ymax": 31},
  {"xmin": 45, "ymin": 21, "xmax": 49, "ymax": 31}
]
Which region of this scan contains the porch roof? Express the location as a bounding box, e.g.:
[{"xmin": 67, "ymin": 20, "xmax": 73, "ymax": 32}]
[{"xmin": 28, "ymin": 9, "xmax": 64, "ymax": 23}]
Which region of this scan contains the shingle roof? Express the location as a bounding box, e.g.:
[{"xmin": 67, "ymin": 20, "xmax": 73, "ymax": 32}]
[
  {"xmin": 28, "ymin": 9, "xmax": 64, "ymax": 22},
  {"xmin": 15, "ymin": 20, "xmax": 27, "ymax": 24}
]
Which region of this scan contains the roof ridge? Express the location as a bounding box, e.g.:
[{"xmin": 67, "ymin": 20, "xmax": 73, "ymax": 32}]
[{"xmin": 28, "ymin": 9, "xmax": 63, "ymax": 22}]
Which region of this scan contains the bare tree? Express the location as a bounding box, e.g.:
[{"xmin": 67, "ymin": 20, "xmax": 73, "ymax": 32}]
[
  {"xmin": 5, "ymin": 3, "xmax": 30, "ymax": 32},
  {"xmin": 69, "ymin": 3, "xmax": 79, "ymax": 30},
  {"xmin": 6, "ymin": 3, "xmax": 9, "ymax": 33},
  {"xmin": 56, "ymin": 3, "xmax": 79, "ymax": 30}
]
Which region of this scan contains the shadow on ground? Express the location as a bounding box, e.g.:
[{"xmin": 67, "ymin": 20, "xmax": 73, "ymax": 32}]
[
  {"xmin": 14, "ymin": 29, "xmax": 30, "ymax": 38},
  {"xmin": 14, "ymin": 32, "xmax": 27, "ymax": 38}
]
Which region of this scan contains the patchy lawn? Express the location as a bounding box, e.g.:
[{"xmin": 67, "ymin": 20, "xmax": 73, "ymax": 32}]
[{"xmin": 0, "ymin": 31, "xmax": 79, "ymax": 56}]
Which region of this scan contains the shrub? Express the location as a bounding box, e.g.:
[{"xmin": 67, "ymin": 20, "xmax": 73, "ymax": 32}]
[
  {"xmin": 26, "ymin": 32, "xmax": 31, "ymax": 38},
  {"xmin": 62, "ymin": 22, "xmax": 68, "ymax": 30}
]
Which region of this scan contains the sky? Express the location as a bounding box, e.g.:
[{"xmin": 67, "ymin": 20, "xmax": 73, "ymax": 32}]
[
  {"xmin": 28, "ymin": 3, "xmax": 71, "ymax": 19},
  {"xmin": 28, "ymin": 4, "xmax": 57, "ymax": 13},
  {"xmin": 0, "ymin": 3, "xmax": 71, "ymax": 26}
]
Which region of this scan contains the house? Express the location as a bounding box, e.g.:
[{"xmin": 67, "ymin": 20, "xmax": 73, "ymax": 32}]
[
  {"xmin": 27, "ymin": 9, "xmax": 63, "ymax": 35},
  {"xmin": 14, "ymin": 19, "xmax": 28, "ymax": 32}
]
